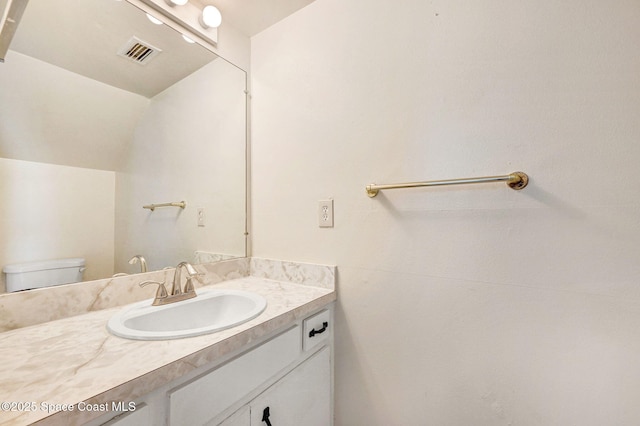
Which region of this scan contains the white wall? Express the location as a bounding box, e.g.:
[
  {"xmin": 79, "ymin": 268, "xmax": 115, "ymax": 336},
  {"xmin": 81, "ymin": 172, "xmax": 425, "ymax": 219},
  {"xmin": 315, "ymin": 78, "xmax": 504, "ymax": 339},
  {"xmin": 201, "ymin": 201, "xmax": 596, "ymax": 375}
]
[
  {"xmin": 0, "ymin": 158, "xmax": 115, "ymax": 291},
  {"xmin": 115, "ymin": 58, "xmax": 246, "ymax": 273},
  {"xmin": 0, "ymin": 50, "xmax": 147, "ymax": 290},
  {"xmin": 251, "ymin": 0, "xmax": 640, "ymax": 424},
  {"xmin": 0, "ymin": 50, "xmax": 149, "ymax": 171}
]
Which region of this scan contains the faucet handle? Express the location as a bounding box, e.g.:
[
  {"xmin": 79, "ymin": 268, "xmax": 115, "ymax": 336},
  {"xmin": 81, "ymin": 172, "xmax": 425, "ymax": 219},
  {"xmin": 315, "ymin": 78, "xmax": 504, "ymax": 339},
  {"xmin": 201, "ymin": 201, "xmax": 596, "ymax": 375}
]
[
  {"xmin": 183, "ymin": 276, "xmax": 198, "ymax": 294},
  {"xmin": 140, "ymin": 280, "xmax": 168, "ymax": 305}
]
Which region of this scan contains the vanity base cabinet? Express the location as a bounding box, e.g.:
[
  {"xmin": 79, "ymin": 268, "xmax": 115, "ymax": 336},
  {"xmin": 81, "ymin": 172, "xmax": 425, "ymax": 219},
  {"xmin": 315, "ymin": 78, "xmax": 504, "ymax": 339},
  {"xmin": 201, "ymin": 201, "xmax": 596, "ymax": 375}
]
[
  {"xmin": 100, "ymin": 404, "xmax": 152, "ymax": 426},
  {"xmin": 170, "ymin": 326, "xmax": 302, "ymax": 425},
  {"xmin": 248, "ymin": 346, "xmax": 331, "ymax": 426},
  {"xmin": 217, "ymin": 406, "xmax": 250, "ymax": 426},
  {"xmin": 95, "ymin": 306, "xmax": 333, "ymax": 426},
  {"xmin": 219, "ymin": 347, "xmax": 331, "ymax": 426}
]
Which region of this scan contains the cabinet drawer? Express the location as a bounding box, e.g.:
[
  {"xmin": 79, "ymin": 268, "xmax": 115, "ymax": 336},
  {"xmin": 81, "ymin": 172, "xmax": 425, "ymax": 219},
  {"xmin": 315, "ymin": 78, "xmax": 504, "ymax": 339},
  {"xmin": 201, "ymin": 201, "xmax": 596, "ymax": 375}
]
[
  {"xmin": 302, "ymin": 309, "xmax": 331, "ymax": 352},
  {"xmin": 169, "ymin": 326, "xmax": 301, "ymax": 426}
]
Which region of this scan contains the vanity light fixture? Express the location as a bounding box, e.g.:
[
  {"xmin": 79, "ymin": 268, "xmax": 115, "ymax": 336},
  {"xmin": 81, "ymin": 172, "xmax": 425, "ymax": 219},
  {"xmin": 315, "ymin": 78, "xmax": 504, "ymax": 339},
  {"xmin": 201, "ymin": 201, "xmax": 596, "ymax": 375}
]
[
  {"xmin": 165, "ymin": 0, "xmax": 189, "ymax": 6},
  {"xmin": 146, "ymin": 13, "xmax": 163, "ymax": 25},
  {"xmin": 0, "ymin": 0, "xmax": 29, "ymax": 62},
  {"xmin": 200, "ymin": 5, "xmax": 222, "ymax": 29}
]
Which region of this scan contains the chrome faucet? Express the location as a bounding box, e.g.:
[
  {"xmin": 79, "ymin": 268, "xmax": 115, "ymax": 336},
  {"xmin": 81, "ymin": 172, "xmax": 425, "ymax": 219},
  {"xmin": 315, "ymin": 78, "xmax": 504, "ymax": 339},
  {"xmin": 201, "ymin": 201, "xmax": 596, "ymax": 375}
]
[
  {"xmin": 139, "ymin": 261, "xmax": 201, "ymax": 306},
  {"xmin": 128, "ymin": 255, "xmax": 148, "ymax": 273}
]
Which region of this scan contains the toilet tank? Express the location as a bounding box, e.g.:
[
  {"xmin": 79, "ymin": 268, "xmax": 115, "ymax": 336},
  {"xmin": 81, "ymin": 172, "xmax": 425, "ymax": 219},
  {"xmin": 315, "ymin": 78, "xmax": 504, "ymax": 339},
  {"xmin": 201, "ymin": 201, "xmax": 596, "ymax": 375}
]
[{"xmin": 3, "ymin": 258, "xmax": 86, "ymax": 292}]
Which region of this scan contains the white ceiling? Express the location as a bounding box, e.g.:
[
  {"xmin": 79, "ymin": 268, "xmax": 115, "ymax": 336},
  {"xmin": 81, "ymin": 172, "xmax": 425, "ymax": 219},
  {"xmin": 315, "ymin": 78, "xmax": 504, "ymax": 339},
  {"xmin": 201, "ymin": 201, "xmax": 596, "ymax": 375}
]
[
  {"xmin": 10, "ymin": 0, "xmax": 216, "ymax": 98},
  {"xmin": 8, "ymin": 0, "xmax": 315, "ymax": 98}
]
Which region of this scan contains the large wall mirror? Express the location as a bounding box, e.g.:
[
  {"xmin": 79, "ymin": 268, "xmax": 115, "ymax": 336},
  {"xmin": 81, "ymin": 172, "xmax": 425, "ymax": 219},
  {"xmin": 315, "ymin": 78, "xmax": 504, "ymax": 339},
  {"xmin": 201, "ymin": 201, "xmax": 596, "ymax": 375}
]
[{"xmin": 0, "ymin": 0, "xmax": 247, "ymax": 292}]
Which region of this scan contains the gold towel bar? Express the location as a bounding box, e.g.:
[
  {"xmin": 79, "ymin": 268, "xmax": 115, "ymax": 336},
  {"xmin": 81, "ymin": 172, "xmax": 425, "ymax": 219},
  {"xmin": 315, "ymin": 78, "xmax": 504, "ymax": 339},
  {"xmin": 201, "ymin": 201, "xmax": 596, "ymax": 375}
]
[
  {"xmin": 366, "ymin": 171, "xmax": 528, "ymax": 198},
  {"xmin": 143, "ymin": 201, "xmax": 187, "ymax": 211}
]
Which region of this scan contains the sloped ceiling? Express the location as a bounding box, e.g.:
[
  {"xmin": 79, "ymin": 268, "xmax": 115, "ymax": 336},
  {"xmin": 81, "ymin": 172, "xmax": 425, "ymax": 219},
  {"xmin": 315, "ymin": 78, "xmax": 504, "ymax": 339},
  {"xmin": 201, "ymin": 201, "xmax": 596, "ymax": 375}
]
[{"xmin": 8, "ymin": 0, "xmax": 315, "ymax": 98}]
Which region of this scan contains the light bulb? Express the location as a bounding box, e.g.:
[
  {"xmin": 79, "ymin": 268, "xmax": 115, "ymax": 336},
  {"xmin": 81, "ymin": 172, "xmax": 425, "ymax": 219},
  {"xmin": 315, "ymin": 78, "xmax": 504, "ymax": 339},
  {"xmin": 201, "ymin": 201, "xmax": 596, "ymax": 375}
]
[
  {"xmin": 182, "ymin": 34, "xmax": 195, "ymax": 44},
  {"xmin": 146, "ymin": 13, "xmax": 163, "ymax": 25},
  {"xmin": 165, "ymin": 0, "xmax": 188, "ymax": 5},
  {"xmin": 200, "ymin": 5, "xmax": 222, "ymax": 29}
]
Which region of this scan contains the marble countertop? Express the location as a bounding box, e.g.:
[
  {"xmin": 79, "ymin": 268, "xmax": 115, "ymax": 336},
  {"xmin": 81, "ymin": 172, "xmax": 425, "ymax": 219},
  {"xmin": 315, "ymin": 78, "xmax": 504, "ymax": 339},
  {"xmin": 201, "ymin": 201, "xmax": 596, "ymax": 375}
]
[{"xmin": 0, "ymin": 276, "xmax": 336, "ymax": 426}]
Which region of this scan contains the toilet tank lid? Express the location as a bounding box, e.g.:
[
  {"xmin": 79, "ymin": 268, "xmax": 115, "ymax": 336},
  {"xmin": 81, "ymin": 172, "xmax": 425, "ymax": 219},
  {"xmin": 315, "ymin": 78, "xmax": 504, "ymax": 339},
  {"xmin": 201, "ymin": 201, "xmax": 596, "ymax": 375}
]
[{"xmin": 3, "ymin": 258, "xmax": 86, "ymax": 273}]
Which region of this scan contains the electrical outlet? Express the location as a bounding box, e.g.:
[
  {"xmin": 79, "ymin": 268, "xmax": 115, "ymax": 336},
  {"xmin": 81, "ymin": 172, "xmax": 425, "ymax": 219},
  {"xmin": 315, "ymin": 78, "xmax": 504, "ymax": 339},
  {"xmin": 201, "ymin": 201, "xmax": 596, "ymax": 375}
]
[
  {"xmin": 318, "ymin": 199, "xmax": 334, "ymax": 228},
  {"xmin": 197, "ymin": 207, "xmax": 205, "ymax": 227}
]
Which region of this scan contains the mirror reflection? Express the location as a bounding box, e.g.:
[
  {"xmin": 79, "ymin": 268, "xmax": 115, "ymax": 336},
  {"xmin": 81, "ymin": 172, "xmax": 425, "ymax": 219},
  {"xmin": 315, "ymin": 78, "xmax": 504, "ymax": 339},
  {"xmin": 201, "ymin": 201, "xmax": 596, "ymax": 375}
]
[{"xmin": 0, "ymin": 0, "xmax": 247, "ymax": 293}]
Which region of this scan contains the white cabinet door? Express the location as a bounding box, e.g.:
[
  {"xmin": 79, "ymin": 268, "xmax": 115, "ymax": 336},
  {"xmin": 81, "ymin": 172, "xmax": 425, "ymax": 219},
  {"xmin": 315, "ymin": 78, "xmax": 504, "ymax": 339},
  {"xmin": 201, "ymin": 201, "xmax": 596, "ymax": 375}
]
[
  {"xmin": 216, "ymin": 406, "xmax": 250, "ymax": 426},
  {"xmin": 101, "ymin": 404, "xmax": 152, "ymax": 426},
  {"xmin": 250, "ymin": 347, "xmax": 331, "ymax": 426},
  {"xmin": 169, "ymin": 327, "xmax": 301, "ymax": 426}
]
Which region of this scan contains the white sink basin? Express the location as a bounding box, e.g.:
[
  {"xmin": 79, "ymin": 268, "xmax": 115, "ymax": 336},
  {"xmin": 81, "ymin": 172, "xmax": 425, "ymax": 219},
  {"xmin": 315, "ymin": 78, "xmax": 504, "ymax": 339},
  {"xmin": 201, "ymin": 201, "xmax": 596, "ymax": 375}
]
[{"xmin": 107, "ymin": 288, "xmax": 267, "ymax": 340}]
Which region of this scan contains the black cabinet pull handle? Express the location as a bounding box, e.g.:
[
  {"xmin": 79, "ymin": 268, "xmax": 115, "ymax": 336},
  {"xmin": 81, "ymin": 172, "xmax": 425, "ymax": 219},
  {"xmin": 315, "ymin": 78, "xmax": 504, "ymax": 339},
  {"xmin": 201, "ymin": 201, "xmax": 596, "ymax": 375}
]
[
  {"xmin": 309, "ymin": 321, "xmax": 329, "ymax": 338},
  {"xmin": 262, "ymin": 406, "xmax": 272, "ymax": 426}
]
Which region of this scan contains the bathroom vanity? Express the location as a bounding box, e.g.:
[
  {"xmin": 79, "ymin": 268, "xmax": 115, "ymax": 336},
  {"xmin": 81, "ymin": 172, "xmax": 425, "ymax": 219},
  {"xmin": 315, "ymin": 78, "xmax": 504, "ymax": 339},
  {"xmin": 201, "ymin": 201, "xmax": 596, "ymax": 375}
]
[
  {"xmin": 92, "ymin": 308, "xmax": 332, "ymax": 426},
  {"xmin": 0, "ymin": 259, "xmax": 336, "ymax": 426}
]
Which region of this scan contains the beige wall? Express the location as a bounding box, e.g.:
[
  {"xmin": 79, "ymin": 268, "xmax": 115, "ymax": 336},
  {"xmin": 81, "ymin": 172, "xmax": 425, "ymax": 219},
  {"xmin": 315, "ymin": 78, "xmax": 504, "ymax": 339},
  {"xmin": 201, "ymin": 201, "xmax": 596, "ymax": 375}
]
[
  {"xmin": 251, "ymin": 0, "xmax": 640, "ymax": 424},
  {"xmin": 0, "ymin": 158, "xmax": 115, "ymax": 291}
]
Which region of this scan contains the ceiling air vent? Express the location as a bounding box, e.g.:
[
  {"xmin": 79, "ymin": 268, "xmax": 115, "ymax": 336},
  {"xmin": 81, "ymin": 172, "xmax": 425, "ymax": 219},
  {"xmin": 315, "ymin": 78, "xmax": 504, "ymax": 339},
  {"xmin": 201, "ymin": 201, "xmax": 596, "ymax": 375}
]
[{"xmin": 117, "ymin": 37, "xmax": 162, "ymax": 65}]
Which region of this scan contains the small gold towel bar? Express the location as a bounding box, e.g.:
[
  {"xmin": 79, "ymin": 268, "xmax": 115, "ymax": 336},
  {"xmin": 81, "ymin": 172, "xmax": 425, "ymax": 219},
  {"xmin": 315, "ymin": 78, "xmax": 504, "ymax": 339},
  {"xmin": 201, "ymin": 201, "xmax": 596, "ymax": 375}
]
[
  {"xmin": 143, "ymin": 201, "xmax": 187, "ymax": 211},
  {"xmin": 366, "ymin": 171, "xmax": 528, "ymax": 198}
]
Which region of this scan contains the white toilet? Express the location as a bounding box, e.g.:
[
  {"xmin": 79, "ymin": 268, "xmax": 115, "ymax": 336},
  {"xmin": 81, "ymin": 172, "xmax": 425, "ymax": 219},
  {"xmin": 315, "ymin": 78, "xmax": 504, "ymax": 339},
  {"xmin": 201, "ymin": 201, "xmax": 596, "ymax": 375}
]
[{"xmin": 3, "ymin": 258, "xmax": 86, "ymax": 292}]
